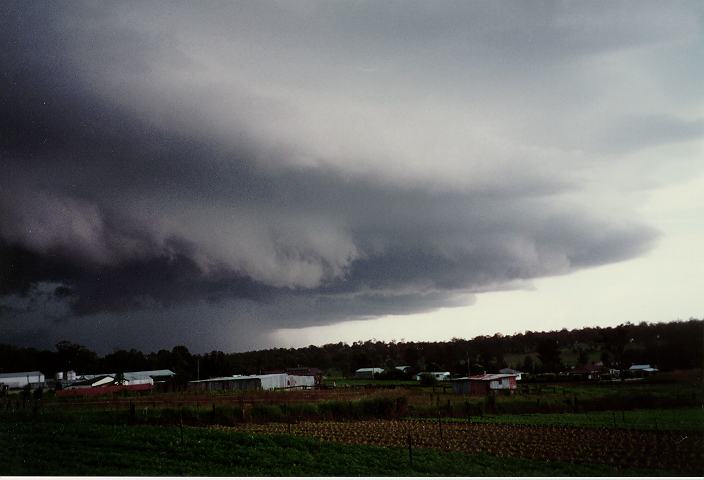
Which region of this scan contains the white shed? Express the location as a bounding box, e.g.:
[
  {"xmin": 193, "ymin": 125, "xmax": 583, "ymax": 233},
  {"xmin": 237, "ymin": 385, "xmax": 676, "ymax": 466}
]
[
  {"xmin": 255, "ymin": 373, "xmax": 289, "ymax": 390},
  {"xmin": 123, "ymin": 373, "xmax": 155, "ymax": 386},
  {"xmin": 0, "ymin": 371, "xmax": 45, "ymax": 389},
  {"xmin": 355, "ymin": 368, "xmax": 384, "ymax": 379},
  {"xmin": 286, "ymin": 374, "xmax": 315, "ymax": 389},
  {"xmin": 414, "ymin": 371, "xmax": 451, "ymax": 381}
]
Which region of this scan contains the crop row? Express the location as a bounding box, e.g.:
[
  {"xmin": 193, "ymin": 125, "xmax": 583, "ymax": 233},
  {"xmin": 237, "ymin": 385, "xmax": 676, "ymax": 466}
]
[{"xmin": 220, "ymin": 419, "xmax": 703, "ymax": 475}]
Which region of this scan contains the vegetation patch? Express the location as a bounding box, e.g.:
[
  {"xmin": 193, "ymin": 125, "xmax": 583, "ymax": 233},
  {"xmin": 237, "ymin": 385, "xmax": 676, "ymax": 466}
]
[{"xmin": 0, "ymin": 412, "xmax": 683, "ymax": 476}]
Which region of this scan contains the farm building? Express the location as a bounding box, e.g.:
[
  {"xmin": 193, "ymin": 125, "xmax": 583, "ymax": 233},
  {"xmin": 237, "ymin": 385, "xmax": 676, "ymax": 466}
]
[
  {"xmin": 54, "ymin": 370, "xmax": 77, "ymax": 382},
  {"xmin": 498, "ymin": 368, "xmax": 523, "ymax": 381},
  {"xmin": 285, "ymin": 367, "xmax": 322, "ymax": 377},
  {"xmin": 451, "ymin": 373, "xmax": 519, "ymax": 395},
  {"xmin": 628, "ymin": 364, "xmax": 659, "ymax": 376},
  {"xmin": 72, "ymin": 369, "xmax": 175, "ymax": 386},
  {"xmin": 66, "ymin": 375, "xmax": 117, "ymax": 389},
  {"xmin": 414, "ymin": 371, "xmax": 451, "ymax": 381},
  {"xmin": 188, "ymin": 373, "xmax": 315, "ymax": 392},
  {"xmin": 264, "ymin": 367, "xmax": 323, "ymax": 385},
  {"xmin": 570, "ymin": 363, "xmax": 604, "ymax": 381},
  {"xmin": 286, "ymin": 375, "xmax": 316, "ymax": 389},
  {"xmin": 125, "ymin": 369, "xmax": 176, "ymax": 382},
  {"xmin": 122, "ymin": 374, "xmax": 155, "ymax": 386},
  {"xmin": 56, "ymin": 383, "xmax": 153, "ymax": 397},
  {"xmin": 189, "ymin": 376, "xmax": 260, "ymax": 392},
  {"xmin": 0, "ymin": 371, "xmax": 45, "ymax": 389},
  {"xmin": 355, "ymin": 368, "xmax": 384, "ymax": 379}
]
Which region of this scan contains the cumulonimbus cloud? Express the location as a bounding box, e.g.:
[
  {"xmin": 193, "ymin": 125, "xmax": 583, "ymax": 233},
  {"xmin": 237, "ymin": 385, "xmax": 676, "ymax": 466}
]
[{"xmin": 2, "ymin": 1, "xmax": 700, "ymax": 352}]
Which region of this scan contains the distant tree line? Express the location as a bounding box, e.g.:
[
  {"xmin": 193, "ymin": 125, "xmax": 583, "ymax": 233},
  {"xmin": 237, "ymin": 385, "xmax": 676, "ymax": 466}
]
[{"xmin": 0, "ymin": 319, "xmax": 701, "ymax": 380}]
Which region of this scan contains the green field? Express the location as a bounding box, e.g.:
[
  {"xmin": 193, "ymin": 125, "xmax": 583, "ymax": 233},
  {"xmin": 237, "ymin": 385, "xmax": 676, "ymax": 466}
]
[
  {"xmin": 425, "ymin": 407, "xmax": 704, "ymax": 431},
  {"xmin": 3, "ymin": 378, "xmax": 701, "ymax": 476},
  {"xmin": 0, "ymin": 412, "xmax": 677, "ymax": 476}
]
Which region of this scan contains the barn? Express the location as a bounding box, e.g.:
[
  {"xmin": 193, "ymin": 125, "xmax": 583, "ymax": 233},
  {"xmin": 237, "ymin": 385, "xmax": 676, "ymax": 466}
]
[
  {"xmin": 0, "ymin": 371, "xmax": 45, "ymax": 389},
  {"xmin": 452, "ymin": 373, "xmax": 519, "ymax": 395}
]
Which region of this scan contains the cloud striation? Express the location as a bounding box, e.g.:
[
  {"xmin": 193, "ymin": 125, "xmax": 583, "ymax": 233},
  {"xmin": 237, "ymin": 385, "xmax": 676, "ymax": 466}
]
[{"xmin": 2, "ymin": 1, "xmax": 700, "ymax": 352}]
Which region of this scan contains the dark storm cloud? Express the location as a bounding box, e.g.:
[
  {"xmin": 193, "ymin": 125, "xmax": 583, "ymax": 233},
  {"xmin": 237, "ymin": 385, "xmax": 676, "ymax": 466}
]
[{"xmin": 2, "ymin": 1, "xmax": 696, "ymax": 352}]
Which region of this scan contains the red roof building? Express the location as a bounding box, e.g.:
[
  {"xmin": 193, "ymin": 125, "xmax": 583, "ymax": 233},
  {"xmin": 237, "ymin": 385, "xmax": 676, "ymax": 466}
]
[{"xmin": 451, "ymin": 373, "xmax": 519, "ymax": 395}]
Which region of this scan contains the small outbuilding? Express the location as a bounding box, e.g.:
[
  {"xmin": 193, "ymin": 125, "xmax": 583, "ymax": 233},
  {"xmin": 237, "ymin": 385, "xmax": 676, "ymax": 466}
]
[{"xmin": 452, "ymin": 373, "xmax": 519, "ymax": 395}]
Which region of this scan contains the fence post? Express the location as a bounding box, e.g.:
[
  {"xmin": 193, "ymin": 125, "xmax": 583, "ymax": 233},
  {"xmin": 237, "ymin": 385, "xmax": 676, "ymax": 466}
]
[
  {"xmin": 407, "ymin": 431, "xmax": 413, "ymax": 466},
  {"xmin": 437, "ymin": 411, "xmax": 443, "ymax": 442},
  {"xmin": 179, "ymin": 410, "xmax": 185, "ymax": 446}
]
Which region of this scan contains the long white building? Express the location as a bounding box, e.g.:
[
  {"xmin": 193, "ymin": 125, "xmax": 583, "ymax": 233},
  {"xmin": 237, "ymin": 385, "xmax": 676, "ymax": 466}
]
[
  {"xmin": 189, "ymin": 373, "xmax": 315, "ymax": 392},
  {"xmin": 0, "ymin": 371, "xmax": 45, "ymax": 389}
]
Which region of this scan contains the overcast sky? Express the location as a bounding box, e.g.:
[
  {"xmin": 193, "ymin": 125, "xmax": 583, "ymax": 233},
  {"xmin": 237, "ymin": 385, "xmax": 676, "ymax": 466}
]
[{"xmin": 1, "ymin": 1, "xmax": 702, "ymax": 354}]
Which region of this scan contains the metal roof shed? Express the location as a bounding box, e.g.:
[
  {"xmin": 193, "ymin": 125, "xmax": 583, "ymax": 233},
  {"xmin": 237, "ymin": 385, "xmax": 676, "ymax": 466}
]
[{"xmin": 0, "ymin": 371, "xmax": 45, "ymax": 389}]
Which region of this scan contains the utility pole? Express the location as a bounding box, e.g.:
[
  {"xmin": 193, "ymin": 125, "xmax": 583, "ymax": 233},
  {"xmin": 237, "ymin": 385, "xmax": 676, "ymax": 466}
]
[{"xmin": 197, "ymin": 358, "xmax": 200, "ymax": 381}]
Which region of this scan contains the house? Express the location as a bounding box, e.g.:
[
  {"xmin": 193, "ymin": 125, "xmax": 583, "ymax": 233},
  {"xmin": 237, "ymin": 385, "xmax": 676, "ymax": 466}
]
[
  {"xmin": 451, "ymin": 373, "xmax": 519, "ymax": 395},
  {"xmin": 498, "ymin": 368, "xmax": 523, "ymax": 381},
  {"xmin": 414, "ymin": 371, "xmax": 451, "ymax": 381},
  {"xmin": 354, "ymin": 368, "xmax": 384, "ymax": 379},
  {"xmin": 0, "ymin": 371, "xmax": 45, "ymax": 389}
]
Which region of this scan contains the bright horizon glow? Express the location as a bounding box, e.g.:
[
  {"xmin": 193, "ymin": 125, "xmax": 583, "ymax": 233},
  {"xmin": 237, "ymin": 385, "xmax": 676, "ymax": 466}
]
[{"xmin": 269, "ymin": 173, "xmax": 704, "ymax": 348}]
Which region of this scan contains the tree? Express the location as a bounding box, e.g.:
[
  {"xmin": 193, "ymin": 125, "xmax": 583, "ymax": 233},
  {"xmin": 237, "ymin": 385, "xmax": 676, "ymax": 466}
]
[
  {"xmin": 521, "ymin": 355, "xmax": 535, "ymax": 373},
  {"xmin": 577, "ymin": 349, "xmax": 589, "ymax": 366},
  {"xmin": 600, "ymin": 350, "xmax": 613, "ymax": 368},
  {"xmin": 537, "ymin": 339, "xmax": 562, "ymax": 373},
  {"xmin": 418, "ymin": 373, "xmax": 437, "ymax": 387},
  {"xmin": 55, "ymin": 341, "xmax": 98, "ymax": 372}
]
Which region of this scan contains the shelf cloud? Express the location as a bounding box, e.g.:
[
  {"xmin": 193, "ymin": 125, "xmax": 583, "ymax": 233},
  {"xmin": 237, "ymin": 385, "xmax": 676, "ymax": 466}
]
[{"xmin": 2, "ymin": 1, "xmax": 700, "ymax": 352}]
